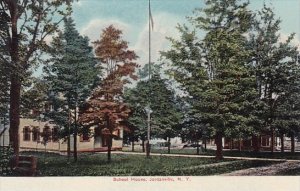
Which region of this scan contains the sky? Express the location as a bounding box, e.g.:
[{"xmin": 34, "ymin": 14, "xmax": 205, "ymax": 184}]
[{"xmin": 40, "ymin": 0, "xmax": 300, "ymax": 75}]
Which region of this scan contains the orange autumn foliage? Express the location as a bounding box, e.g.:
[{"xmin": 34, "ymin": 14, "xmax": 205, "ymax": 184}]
[{"xmin": 79, "ymin": 26, "xmax": 138, "ymax": 160}]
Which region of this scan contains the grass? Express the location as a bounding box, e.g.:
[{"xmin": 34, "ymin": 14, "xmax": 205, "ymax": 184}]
[
  {"xmin": 123, "ymin": 147, "xmax": 300, "ymax": 160},
  {"xmin": 19, "ymin": 151, "xmax": 280, "ymax": 176},
  {"xmin": 123, "ymin": 147, "xmax": 200, "ymax": 155},
  {"xmin": 276, "ymin": 168, "xmax": 300, "ymax": 176},
  {"xmin": 217, "ymin": 150, "xmax": 300, "ymax": 160}
]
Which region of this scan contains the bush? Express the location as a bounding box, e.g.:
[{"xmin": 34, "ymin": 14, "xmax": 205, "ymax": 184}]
[{"xmin": 0, "ymin": 145, "xmax": 14, "ymax": 176}]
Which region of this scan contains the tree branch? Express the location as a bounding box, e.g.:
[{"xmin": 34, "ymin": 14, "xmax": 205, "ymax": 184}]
[
  {"xmin": 18, "ymin": 3, "xmax": 29, "ymax": 35},
  {"xmin": 18, "ymin": 0, "xmax": 29, "ymax": 18},
  {"xmin": 40, "ymin": 13, "xmax": 66, "ymax": 42},
  {"xmin": 22, "ymin": 1, "xmax": 44, "ymax": 68},
  {"xmin": 0, "ymin": 54, "xmax": 11, "ymax": 65}
]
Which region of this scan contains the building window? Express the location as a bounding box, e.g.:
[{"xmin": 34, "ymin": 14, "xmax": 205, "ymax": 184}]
[
  {"xmin": 102, "ymin": 135, "xmax": 108, "ymax": 147},
  {"xmin": 261, "ymin": 136, "xmax": 270, "ymax": 147},
  {"xmin": 94, "ymin": 127, "xmax": 101, "ymax": 137},
  {"xmin": 41, "ymin": 126, "xmax": 52, "ymax": 143},
  {"xmin": 266, "ymin": 138, "xmax": 270, "ymax": 146},
  {"xmin": 80, "ymin": 131, "xmax": 90, "ymax": 142},
  {"xmin": 23, "ymin": 126, "xmax": 31, "ymax": 141},
  {"xmin": 32, "ymin": 127, "xmax": 40, "ymax": 142},
  {"xmin": 52, "ymin": 127, "xmax": 59, "ymax": 142}
]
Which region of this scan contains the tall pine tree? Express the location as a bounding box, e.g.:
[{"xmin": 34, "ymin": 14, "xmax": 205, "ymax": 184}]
[{"xmin": 45, "ymin": 17, "xmax": 98, "ymax": 162}]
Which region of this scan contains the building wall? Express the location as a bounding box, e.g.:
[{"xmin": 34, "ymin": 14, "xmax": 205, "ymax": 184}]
[
  {"xmin": 19, "ymin": 118, "xmax": 123, "ymax": 152},
  {"xmin": 223, "ymin": 136, "xmax": 282, "ymax": 151}
]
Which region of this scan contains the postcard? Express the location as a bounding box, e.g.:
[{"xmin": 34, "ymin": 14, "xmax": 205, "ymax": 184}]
[{"xmin": 0, "ymin": 0, "xmax": 300, "ymax": 190}]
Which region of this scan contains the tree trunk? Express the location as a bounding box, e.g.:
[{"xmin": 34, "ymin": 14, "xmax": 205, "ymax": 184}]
[
  {"xmin": 146, "ymin": 140, "xmax": 150, "ymax": 158},
  {"xmin": 142, "ymin": 139, "xmax": 145, "ymax": 152},
  {"xmin": 67, "ymin": 110, "xmax": 71, "ymax": 160},
  {"xmin": 73, "ymin": 108, "xmax": 78, "ymax": 162},
  {"xmin": 73, "ymin": 130, "xmax": 77, "ymax": 162},
  {"xmin": 203, "ymin": 138, "xmax": 207, "ymax": 152},
  {"xmin": 280, "ymin": 133, "xmax": 284, "ymax": 153},
  {"xmin": 8, "ymin": 2, "xmax": 21, "ymax": 167},
  {"xmin": 215, "ymin": 132, "xmax": 223, "ymax": 160},
  {"xmin": 44, "ymin": 145, "xmax": 47, "ymax": 163},
  {"xmin": 196, "ymin": 140, "xmax": 200, "ymax": 155},
  {"xmin": 291, "ymin": 133, "xmax": 295, "ymax": 153},
  {"xmin": 252, "ymin": 135, "xmax": 260, "ymax": 152},
  {"xmin": 167, "ymin": 137, "xmax": 171, "ymax": 154},
  {"xmin": 67, "ymin": 132, "xmax": 71, "ymax": 160},
  {"xmin": 131, "ymin": 139, "xmax": 134, "ymax": 152},
  {"xmin": 238, "ymin": 139, "xmax": 242, "ymax": 151},
  {"xmin": 230, "ymin": 139, "xmax": 233, "ymax": 151},
  {"xmin": 9, "ymin": 76, "xmax": 21, "ymax": 167},
  {"xmin": 270, "ymin": 128, "xmax": 275, "ymax": 153},
  {"xmin": 107, "ymin": 136, "xmax": 112, "ymax": 162}
]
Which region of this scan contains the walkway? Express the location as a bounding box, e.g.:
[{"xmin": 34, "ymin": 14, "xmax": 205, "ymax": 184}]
[{"xmin": 112, "ymin": 151, "xmax": 300, "ymax": 162}]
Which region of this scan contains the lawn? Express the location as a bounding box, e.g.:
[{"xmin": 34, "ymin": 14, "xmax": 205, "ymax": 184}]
[
  {"xmin": 123, "ymin": 147, "xmax": 300, "ymax": 160},
  {"xmin": 19, "ymin": 151, "xmax": 280, "ymax": 176},
  {"xmin": 276, "ymin": 167, "xmax": 300, "ymax": 175}
]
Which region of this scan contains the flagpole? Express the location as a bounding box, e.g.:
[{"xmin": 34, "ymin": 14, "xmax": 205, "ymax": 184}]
[
  {"xmin": 146, "ymin": 0, "xmax": 151, "ymax": 158},
  {"xmin": 148, "ymin": 0, "xmax": 151, "ymax": 80}
]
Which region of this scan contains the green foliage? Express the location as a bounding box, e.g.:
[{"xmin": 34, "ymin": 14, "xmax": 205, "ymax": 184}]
[
  {"xmin": 40, "ymin": 127, "xmax": 52, "ymax": 146},
  {"xmin": 162, "ymin": 0, "xmax": 258, "ymax": 157},
  {"xmin": 124, "ymin": 64, "xmax": 183, "ymax": 142},
  {"xmin": 44, "ymin": 17, "xmax": 98, "ymax": 139},
  {"xmin": 1, "ymin": 0, "xmax": 75, "ymax": 155},
  {"xmin": 21, "ymin": 78, "xmax": 49, "ymax": 118},
  {"xmin": 0, "ymin": 145, "xmax": 14, "ymax": 176},
  {"xmin": 0, "ymin": 30, "xmax": 10, "ymax": 127},
  {"xmin": 248, "ymin": 4, "xmax": 300, "ymax": 142},
  {"xmin": 1, "ymin": 0, "xmax": 74, "ymax": 82},
  {"xmin": 161, "ymin": 0, "xmax": 300, "ymax": 157}
]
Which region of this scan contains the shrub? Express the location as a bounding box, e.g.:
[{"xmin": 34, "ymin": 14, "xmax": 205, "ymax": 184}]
[{"xmin": 0, "ymin": 145, "xmax": 14, "ymax": 176}]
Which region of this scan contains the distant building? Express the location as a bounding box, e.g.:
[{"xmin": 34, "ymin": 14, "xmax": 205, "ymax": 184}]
[
  {"xmin": 205, "ymin": 135, "xmax": 299, "ymax": 151},
  {"xmin": 223, "ymin": 136, "xmax": 281, "ymax": 151}
]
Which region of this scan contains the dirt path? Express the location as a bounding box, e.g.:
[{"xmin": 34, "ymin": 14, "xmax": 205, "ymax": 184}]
[
  {"xmin": 112, "ymin": 151, "xmax": 299, "ymax": 162},
  {"xmin": 222, "ymin": 161, "xmax": 300, "ymax": 176}
]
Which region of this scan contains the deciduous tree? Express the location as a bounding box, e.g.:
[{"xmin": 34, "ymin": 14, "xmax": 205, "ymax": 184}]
[
  {"xmin": 248, "ymin": 5, "xmax": 299, "ymax": 153},
  {"xmin": 162, "ymin": 0, "xmax": 257, "ymax": 159},
  {"xmin": 0, "ymin": 0, "xmax": 73, "ymax": 159},
  {"xmin": 124, "ymin": 64, "xmax": 183, "ymax": 154},
  {"xmin": 80, "ymin": 25, "xmax": 138, "ymax": 162}
]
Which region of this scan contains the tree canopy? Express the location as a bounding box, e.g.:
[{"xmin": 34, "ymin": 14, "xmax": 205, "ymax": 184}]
[
  {"xmin": 80, "ymin": 25, "xmax": 138, "ymax": 162},
  {"xmin": 44, "ymin": 17, "xmax": 98, "ymax": 161},
  {"xmin": 0, "ymin": 0, "xmax": 74, "ymax": 157}
]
